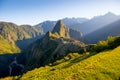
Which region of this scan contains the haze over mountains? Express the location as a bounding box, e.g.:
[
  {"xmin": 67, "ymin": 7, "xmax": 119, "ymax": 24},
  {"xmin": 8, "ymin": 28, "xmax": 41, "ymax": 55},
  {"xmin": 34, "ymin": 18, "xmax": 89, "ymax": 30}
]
[
  {"xmin": 84, "ymin": 19, "xmax": 120, "ymax": 43},
  {"xmin": 35, "ymin": 17, "xmax": 88, "ymax": 33},
  {"xmin": 71, "ymin": 12, "xmax": 120, "ymax": 35},
  {"xmin": 0, "ymin": 12, "xmax": 120, "ymax": 79},
  {"xmin": 36, "ymin": 12, "xmax": 120, "ymax": 35}
]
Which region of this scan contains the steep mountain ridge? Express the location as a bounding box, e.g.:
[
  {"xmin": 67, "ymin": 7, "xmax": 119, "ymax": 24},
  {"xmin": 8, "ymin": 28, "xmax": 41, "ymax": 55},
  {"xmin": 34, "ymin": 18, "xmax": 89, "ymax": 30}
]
[
  {"xmin": 52, "ymin": 20, "xmax": 70, "ymax": 38},
  {"xmin": 51, "ymin": 20, "xmax": 82, "ymax": 40},
  {"xmin": 25, "ymin": 20, "xmax": 86, "ymax": 71},
  {"xmin": 35, "ymin": 21, "xmax": 56, "ymax": 33}
]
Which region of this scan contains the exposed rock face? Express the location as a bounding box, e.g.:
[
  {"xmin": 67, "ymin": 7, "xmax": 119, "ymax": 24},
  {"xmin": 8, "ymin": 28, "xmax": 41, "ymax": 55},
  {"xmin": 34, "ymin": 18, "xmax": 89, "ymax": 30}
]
[
  {"xmin": 52, "ymin": 20, "xmax": 82, "ymax": 40},
  {"xmin": 69, "ymin": 28, "xmax": 82, "ymax": 40},
  {"xmin": 52, "ymin": 20, "xmax": 70, "ymax": 38},
  {"xmin": 25, "ymin": 20, "xmax": 86, "ymax": 71}
]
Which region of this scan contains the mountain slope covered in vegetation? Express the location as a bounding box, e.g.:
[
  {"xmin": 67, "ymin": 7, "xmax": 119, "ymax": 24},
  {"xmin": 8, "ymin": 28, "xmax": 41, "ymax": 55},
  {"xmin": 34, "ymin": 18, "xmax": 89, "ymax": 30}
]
[
  {"xmin": 0, "ymin": 22, "xmax": 44, "ymax": 43},
  {"xmin": 0, "ymin": 37, "xmax": 20, "ymax": 54},
  {"xmin": 2, "ymin": 35, "xmax": 120, "ymax": 80},
  {"xmin": 19, "ymin": 45, "xmax": 120, "ymax": 80},
  {"xmin": 0, "ymin": 22, "xmax": 44, "ymax": 50}
]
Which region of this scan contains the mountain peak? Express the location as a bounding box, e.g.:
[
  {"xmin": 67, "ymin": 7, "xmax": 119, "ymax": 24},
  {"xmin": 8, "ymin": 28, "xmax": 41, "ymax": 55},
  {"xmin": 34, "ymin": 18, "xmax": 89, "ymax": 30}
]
[
  {"xmin": 104, "ymin": 12, "xmax": 116, "ymax": 17},
  {"xmin": 52, "ymin": 20, "xmax": 70, "ymax": 38},
  {"xmin": 57, "ymin": 20, "xmax": 63, "ymax": 24}
]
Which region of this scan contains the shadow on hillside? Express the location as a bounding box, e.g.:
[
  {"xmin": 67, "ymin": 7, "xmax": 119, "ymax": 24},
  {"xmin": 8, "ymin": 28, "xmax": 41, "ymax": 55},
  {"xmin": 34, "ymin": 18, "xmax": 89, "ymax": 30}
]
[
  {"xmin": 62, "ymin": 52, "xmax": 96, "ymax": 69},
  {"xmin": 16, "ymin": 36, "xmax": 42, "ymax": 51},
  {"xmin": 0, "ymin": 53, "xmax": 26, "ymax": 78}
]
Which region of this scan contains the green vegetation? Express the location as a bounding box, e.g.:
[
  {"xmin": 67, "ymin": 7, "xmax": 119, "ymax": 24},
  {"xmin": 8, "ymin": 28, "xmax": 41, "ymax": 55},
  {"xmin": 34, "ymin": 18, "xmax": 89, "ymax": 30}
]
[
  {"xmin": 0, "ymin": 21, "xmax": 120, "ymax": 80},
  {"xmin": 90, "ymin": 36, "xmax": 120, "ymax": 53},
  {"xmin": 16, "ymin": 35, "xmax": 120, "ymax": 80},
  {"xmin": 0, "ymin": 22, "xmax": 44, "ymax": 45},
  {"xmin": 18, "ymin": 46, "xmax": 120, "ymax": 80},
  {"xmin": 0, "ymin": 38, "xmax": 20, "ymax": 54}
]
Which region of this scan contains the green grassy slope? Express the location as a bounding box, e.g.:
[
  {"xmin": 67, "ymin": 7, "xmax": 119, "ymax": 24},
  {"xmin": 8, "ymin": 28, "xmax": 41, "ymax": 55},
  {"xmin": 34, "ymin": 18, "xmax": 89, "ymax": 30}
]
[
  {"xmin": 0, "ymin": 38, "xmax": 20, "ymax": 54},
  {"xmin": 19, "ymin": 46, "xmax": 120, "ymax": 80}
]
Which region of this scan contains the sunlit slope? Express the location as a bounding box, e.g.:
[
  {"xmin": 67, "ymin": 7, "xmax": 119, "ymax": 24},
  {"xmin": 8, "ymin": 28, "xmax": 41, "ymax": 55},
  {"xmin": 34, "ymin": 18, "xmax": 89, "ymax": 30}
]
[
  {"xmin": 21, "ymin": 46, "xmax": 120, "ymax": 80},
  {"xmin": 0, "ymin": 39, "xmax": 20, "ymax": 54}
]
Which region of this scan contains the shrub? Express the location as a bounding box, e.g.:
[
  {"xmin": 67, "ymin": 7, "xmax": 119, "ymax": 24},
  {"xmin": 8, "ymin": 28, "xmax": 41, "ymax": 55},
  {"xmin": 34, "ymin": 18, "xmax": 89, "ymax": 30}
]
[{"xmin": 90, "ymin": 36, "xmax": 120, "ymax": 53}]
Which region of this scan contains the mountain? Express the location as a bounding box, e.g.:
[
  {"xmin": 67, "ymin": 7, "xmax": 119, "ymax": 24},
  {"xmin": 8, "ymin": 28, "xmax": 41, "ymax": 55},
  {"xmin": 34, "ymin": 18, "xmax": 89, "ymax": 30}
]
[
  {"xmin": 52, "ymin": 20, "xmax": 70, "ymax": 38},
  {"xmin": 20, "ymin": 25, "xmax": 44, "ymax": 38},
  {"xmin": 52, "ymin": 20, "xmax": 83, "ymax": 40},
  {"xmin": 25, "ymin": 20, "xmax": 86, "ymax": 71},
  {"xmin": 0, "ymin": 36, "xmax": 20, "ymax": 54},
  {"xmin": 62, "ymin": 17, "xmax": 88, "ymax": 27},
  {"xmin": 1, "ymin": 17, "xmax": 120, "ymax": 79},
  {"xmin": 35, "ymin": 12, "xmax": 119, "ymax": 35},
  {"xmin": 35, "ymin": 21, "xmax": 56, "ymax": 33},
  {"xmin": 0, "ymin": 22, "xmax": 44, "ymax": 50},
  {"xmin": 35, "ymin": 18, "xmax": 88, "ymax": 33},
  {"xmin": 0, "ymin": 20, "xmax": 83, "ymax": 77},
  {"xmin": 0, "ymin": 22, "xmax": 44, "ymax": 77},
  {"xmin": 71, "ymin": 12, "xmax": 120, "ymax": 35},
  {"xmin": 17, "ymin": 25, "xmax": 44, "ymax": 50},
  {"xmin": 84, "ymin": 19, "xmax": 120, "ymax": 44},
  {"xmin": 36, "ymin": 20, "xmax": 82, "ymax": 40}
]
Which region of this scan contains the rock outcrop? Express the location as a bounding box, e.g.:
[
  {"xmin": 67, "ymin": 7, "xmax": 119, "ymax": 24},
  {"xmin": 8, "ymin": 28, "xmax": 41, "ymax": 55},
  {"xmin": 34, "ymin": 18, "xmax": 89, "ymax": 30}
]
[
  {"xmin": 52, "ymin": 20, "xmax": 70, "ymax": 38},
  {"xmin": 25, "ymin": 20, "xmax": 86, "ymax": 71}
]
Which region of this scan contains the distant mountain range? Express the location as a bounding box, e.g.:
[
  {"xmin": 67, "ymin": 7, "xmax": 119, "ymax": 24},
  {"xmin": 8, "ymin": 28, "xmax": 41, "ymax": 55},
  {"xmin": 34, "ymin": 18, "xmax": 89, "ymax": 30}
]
[
  {"xmin": 71, "ymin": 12, "xmax": 120, "ymax": 35},
  {"xmin": 84, "ymin": 19, "xmax": 120, "ymax": 43},
  {"xmin": 36, "ymin": 12, "xmax": 120, "ymax": 35},
  {"xmin": 35, "ymin": 17, "xmax": 88, "ymax": 33}
]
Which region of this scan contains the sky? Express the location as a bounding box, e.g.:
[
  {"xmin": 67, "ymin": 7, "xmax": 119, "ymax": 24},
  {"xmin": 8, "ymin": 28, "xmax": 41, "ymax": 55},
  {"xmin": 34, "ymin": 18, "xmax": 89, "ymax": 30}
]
[{"xmin": 0, "ymin": 0, "xmax": 120, "ymax": 25}]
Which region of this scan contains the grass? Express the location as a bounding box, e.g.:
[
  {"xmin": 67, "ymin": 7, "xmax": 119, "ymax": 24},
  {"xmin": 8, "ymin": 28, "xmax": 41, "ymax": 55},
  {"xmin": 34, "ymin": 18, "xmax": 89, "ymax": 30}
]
[
  {"xmin": 0, "ymin": 39, "xmax": 20, "ymax": 54},
  {"xmin": 17, "ymin": 46, "xmax": 120, "ymax": 80}
]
